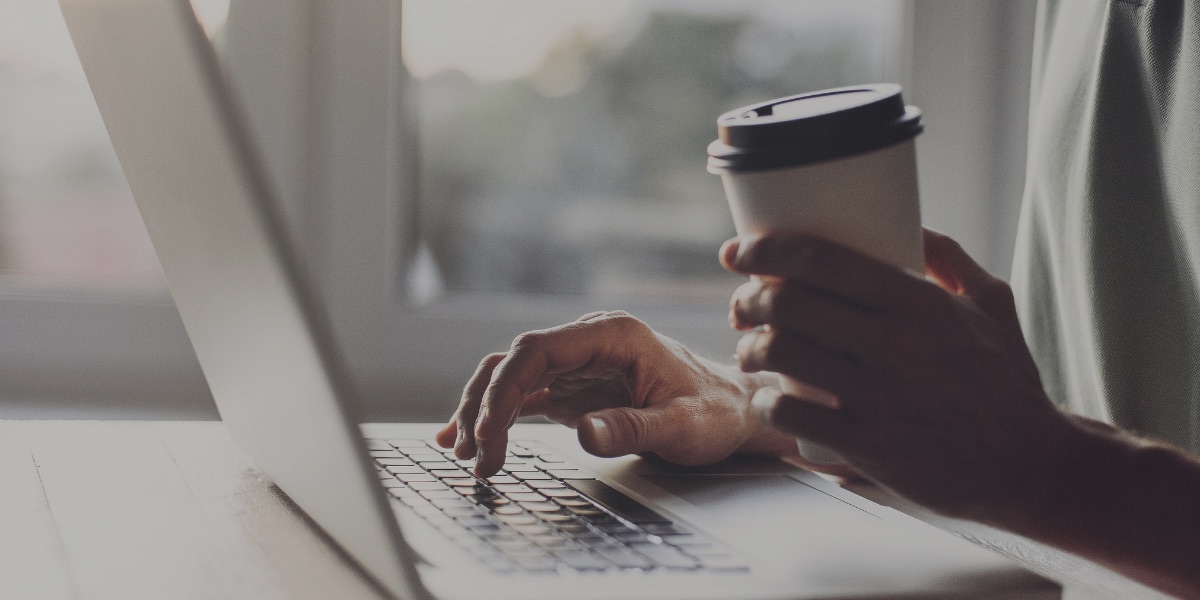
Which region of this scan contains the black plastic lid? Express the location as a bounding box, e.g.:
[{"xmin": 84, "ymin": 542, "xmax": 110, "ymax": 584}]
[{"xmin": 707, "ymin": 84, "xmax": 923, "ymax": 174}]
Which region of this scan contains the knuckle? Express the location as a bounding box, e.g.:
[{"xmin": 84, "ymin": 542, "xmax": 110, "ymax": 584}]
[
  {"xmin": 510, "ymin": 331, "xmax": 545, "ymax": 353},
  {"xmin": 759, "ymin": 281, "xmax": 793, "ymax": 318},
  {"xmin": 605, "ymin": 311, "xmax": 649, "ymax": 336},
  {"xmin": 738, "ymin": 234, "xmax": 789, "ymax": 272},
  {"xmin": 736, "ymin": 334, "xmax": 759, "ymax": 371},
  {"xmin": 759, "ymin": 331, "xmax": 788, "ymax": 368}
]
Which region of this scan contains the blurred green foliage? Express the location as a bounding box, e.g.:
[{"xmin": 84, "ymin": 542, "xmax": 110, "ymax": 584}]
[{"xmin": 415, "ymin": 9, "xmax": 885, "ymax": 296}]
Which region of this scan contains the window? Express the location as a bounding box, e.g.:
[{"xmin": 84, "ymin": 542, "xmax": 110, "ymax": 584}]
[
  {"xmin": 0, "ymin": 0, "xmax": 163, "ymax": 289},
  {"xmin": 403, "ymin": 1, "xmax": 902, "ymax": 300},
  {"xmin": 0, "ymin": 1, "xmax": 1034, "ymax": 420}
]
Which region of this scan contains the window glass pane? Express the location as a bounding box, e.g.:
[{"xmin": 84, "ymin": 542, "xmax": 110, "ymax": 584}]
[
  {"xmin": 404, "ymin": 0, "xmax": 901, "ymax": 299},
  {"xmin": 0, "ymin": 0, "xmax": 231, "ymax": 291},
  {"xmin": 0, "ymin": 1, "xmax": 161, "ymax": 290}
]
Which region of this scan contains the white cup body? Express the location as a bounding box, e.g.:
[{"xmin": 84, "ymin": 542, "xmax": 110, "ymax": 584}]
[{"xmin": 721, "ymin": 140, "xmax": 923, "ymax": 464}]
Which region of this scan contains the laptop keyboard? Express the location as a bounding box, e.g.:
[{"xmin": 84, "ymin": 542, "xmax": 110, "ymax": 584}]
[{"xmin": 367, "ymin": 438, "xmax": 748, "ymax": 575}]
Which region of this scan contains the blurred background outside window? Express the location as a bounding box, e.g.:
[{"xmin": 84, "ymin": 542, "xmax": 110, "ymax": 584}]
[
  {"xmin": 0, "ymin": 0, "xmax": 1030, "ymax": 419},
  {"xmin": 403, "ymin": 1, "xmax": 901, "ymax": 302},
  {"xmin": 0, "ymin": 0, "xmax": 897, "ymax": 301},
  {"xmin": 0, "ymin": 0, "xmax": 230, "ymax": 292}
]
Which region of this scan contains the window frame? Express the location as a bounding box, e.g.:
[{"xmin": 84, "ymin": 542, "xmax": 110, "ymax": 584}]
[{"xmin": 0, "ymin": 0, "xmax": 1035, "ymax": 420}]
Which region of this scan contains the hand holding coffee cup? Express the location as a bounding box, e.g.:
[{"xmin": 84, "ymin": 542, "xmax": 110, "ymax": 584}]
[{"xmin": 708, "ymin": 84, "xmax": 924, "ymax": 465}]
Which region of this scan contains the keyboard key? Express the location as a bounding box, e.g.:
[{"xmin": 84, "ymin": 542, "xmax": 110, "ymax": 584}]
[
  {"xmin": 511, "ymin": 524, "xmax": 552, "ymax": 536},
  {"xmin": 660, "ymin": 533, "xmax": 717, "ymax": 547},
  {"xmin": 386, "ymin": 465, "xmax": 425, "ymax": 475},
  {"xmin": 431, "ymin": 497, "xmax": 473, "ymax": 509},
  {"xmin": 595, "ymin": 521, "xmax": 636, "ymax": 533},
  {"xmin": 491, "ymin": 538, "xmax": 539, "ymax": 553},
  {"xmin": 443, "ymin": 506, "xmax": 484, "ymax": 518},
  {"xmin": 526, "ymin": 480, "xmax": 564, "ymax": 489},
  {"xmin": 552, "ymin": 497, "xmax": 591, "ymax": 507},
  {"xmin": 366, "ymin": 440, "xmax": 393, "ymax": 450},
  {"xmin": 506, "ymin": 492, "xmax": 546, "ymax": 503},
  {"xmin": 414, "ymin": 460, "xmax": 454, "ymax": 469},
  {"xmin": 566, "ymin": 505, "xmax": 605, "ymax": 517},
  {"xmin": 503, "ymin": 463, "xmax": 539, "ymax": 472},
  {"xmin": 546, "ymin": 469, "xmax": 594, "ymax": 480},
  {"xmin": 530, "ymin": 535, "xmax": 573, "ymax": 549},
  {"xmin": 387, "ymin": 487, "xmax": 418, "ymax": 499},
  {"xmin": 375, "ymin": 458, "xmax": 415, "ymax": 466},
  {"xmin": 493, "ymin": 484, "xmax": 533, "ymax": 494},
  {"xmin": 418, "ymin": 490, "xmax": 461, "ymax": 500},
  {"xmin": 496, "ymin": 513, "xmax": 540, "ymax": 526},
  {"xmin": 486, "ymin": 475, "xmax": 519, "ymax": 485},
  {"xmin": 519, "ymin": 501, "xmax": 564, "ymax": 513},
  {"xmin": 642, "ymin": 523, "xmax": 692, "ymax": 536},
  {"xmin": 610, "ymin": 531, "xmax": 652, "ymax": 544},
  {"xmin": 538, "ymin": 454, "xmax": 565, "ymax": 463},
  {"xmin": 407, "ymin": 481, "xmax": 449, "ymax": 491},
  {"xmin": 369, "ymin": 450, "xmax": 403, "ymax": 458},
  {"xmin": 445, "ymin": 478, "xmax": 483, "ymax": 488},
  {"xmin": 429, "ymin": 469, "xmax": 471, "ymax": 479},
  {"xmin": 566, "ymin": 480, "xmax": 670, "ymax": 524},
  {"xmin": 593, "ymin": 546, "xmax": 653, "ymax": 570},
  {"xmin": 387, "ymin": 439, "xmax": 428, "ymax": 448},
  {"xmin": 514, "ymin": 471, "xmax": 553, "ymax": 481},
  {"xmin": 552, "ymin": 549, "xmax": 610, "ymax": 571},
  {"xmin": 630, "ymin": 543, "xmax": 698, "ymax": 570},
  {"xmin": 542, "ymin": 514, "xmax": 583, "ymax": 526},
  {"xmin": 379, "ymin": 479, "xmax": 408, "ymax": 488},
  {"xmin": 478, "ymin": 498, "xmax": 513, "ymax": 509},
  {"xmin": 490, "ymin": 505, "xmax": 523, "ymax": 516},
  {"xmin": 395, "ymin": 473, "xmax": 436, "ymax": 483}
]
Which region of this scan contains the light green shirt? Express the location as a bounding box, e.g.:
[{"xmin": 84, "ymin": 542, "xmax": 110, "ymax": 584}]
[{"xmin": 1012, "ymin": 0, "xmax": 1200, "ymax": 452}]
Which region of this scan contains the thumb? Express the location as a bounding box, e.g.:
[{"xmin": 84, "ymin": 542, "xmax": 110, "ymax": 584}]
[
  {"xmin": 922, "ymin": 228, "xmax": 994, "ymax": 297},
  {"xmin": 922, "ymin": 228, "xmax": 1021, "ymax": 323},
  {"xmin": 577, "ymin": 405, "xmax": 679, "ymax": 458}
]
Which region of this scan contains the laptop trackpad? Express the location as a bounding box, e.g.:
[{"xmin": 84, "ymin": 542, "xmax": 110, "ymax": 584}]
[{"xmin": 642, "ymin": 473, "xmax": 879, "ymax": 523}]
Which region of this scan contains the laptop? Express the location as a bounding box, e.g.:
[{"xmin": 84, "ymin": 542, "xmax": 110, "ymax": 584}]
[{"xmin": 59, "ymin": 0, "xmax": 1058, "ymax": 598}]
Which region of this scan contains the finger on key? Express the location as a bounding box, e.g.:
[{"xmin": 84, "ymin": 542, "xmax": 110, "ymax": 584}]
[
  {"xmin": 473, "ymin": 316, "xmax": 645, "ymax": 477},
  {"xmin": 442, "ymin": 352, "xmax": 506, "ymax": 460}
]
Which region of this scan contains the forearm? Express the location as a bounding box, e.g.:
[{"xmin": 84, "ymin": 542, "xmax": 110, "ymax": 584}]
[{"xmin": 1005, "ymin": 416, "xmax": 1200, "ymax": 597}]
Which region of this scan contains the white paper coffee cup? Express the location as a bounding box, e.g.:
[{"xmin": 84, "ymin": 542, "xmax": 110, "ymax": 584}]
[{"xmin": 708, "ymin": 84, "xmax": 924, "ymax": 465}]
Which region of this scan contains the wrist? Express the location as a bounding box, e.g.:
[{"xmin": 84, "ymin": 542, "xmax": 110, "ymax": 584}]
[
  {"xmin": 999, "ymin": 412, "xmax": 1128, "ymax": 538},
  {"xmin": 730, "ymin": 370, "xmax": 799, "ymax": 457}
]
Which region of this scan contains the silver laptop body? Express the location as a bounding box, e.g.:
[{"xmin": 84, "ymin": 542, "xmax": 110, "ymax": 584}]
[{"xmin": 60, "ymin": 0, "xmax": 1057, "ymax": 598}]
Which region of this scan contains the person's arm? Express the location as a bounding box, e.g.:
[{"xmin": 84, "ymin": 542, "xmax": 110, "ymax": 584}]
[
  {"xmin": 725, "ymin": 229, "xmax": 1200, "ymax": 598},
  {"xmin": 1017, "ymin": 416, "xmax": 1200, "ymax": 598}
]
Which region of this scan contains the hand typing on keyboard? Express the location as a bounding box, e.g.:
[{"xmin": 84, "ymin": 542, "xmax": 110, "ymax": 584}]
[{"xmin": 435, "ymin": 311, "xmax": 805, "ymax": 478}]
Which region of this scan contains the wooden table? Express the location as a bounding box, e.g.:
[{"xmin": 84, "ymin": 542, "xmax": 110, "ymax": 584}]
[{"xmin": 0, "ymin": 421, "xmax": 1169, "ymax": 599}]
